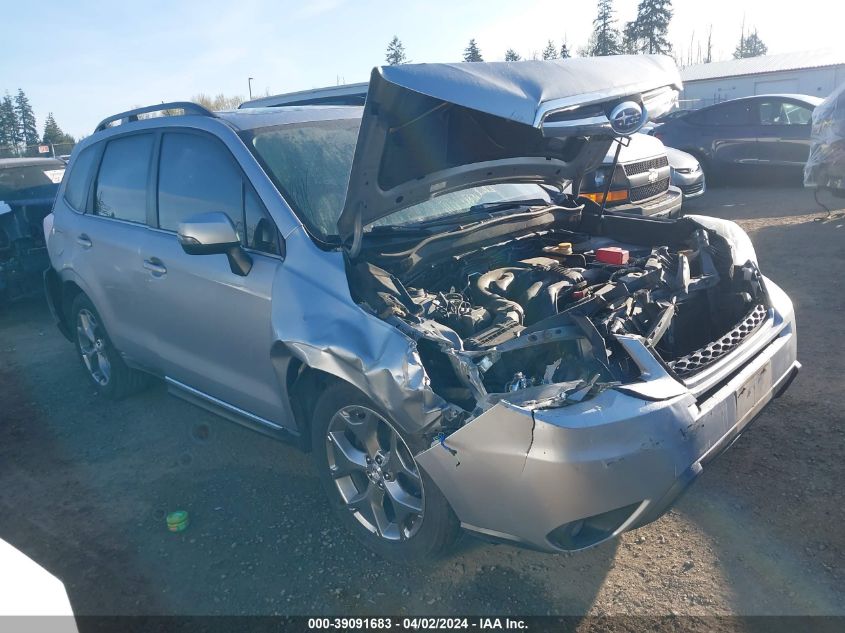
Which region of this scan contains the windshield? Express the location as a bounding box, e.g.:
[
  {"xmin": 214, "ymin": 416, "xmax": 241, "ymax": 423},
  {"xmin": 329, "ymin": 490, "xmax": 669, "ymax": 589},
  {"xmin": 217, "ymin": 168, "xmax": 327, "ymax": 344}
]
[
  {"xmin": 0, "ymin": 164, "xmax": 65, "ymax": 201},
  {"xmin": 369, "ymin": 183, "xmax": 551, "ymax": 228},
  {"xmin": 244, "ymin": 120, "xmax": 551, "ymax": 240},
  {"xmin": 245, "ymin": 119, "xmax": 359, "ymax": 240}
]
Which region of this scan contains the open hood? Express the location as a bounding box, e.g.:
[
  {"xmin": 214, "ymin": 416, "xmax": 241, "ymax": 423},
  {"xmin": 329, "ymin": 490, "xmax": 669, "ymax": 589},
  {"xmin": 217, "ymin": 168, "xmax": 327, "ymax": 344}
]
[{"xmin": 338, "ymin": 55, "xmax": 682, "ymax": 249}]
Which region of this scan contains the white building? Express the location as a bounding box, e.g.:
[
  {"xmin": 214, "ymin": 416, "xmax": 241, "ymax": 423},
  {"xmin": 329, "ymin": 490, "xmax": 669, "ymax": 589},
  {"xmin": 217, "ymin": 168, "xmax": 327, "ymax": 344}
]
[{"xmin": 679, "ymin": 49, "xmax": 845, "ymax": 109}]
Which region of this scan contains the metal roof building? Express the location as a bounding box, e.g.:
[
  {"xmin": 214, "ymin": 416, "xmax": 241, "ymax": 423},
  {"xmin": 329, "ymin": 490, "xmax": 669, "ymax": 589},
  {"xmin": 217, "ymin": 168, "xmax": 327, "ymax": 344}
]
[{"xmin": 679, "ymin": 49, "xmax": 845, "ymax": 109}]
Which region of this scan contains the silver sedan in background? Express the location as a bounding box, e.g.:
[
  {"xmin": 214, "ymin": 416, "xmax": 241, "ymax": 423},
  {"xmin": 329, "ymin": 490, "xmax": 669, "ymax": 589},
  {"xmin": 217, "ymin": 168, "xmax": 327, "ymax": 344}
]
[{"xmin": 667, "ymin": 146, "xmax": 706, "ymax": 200}]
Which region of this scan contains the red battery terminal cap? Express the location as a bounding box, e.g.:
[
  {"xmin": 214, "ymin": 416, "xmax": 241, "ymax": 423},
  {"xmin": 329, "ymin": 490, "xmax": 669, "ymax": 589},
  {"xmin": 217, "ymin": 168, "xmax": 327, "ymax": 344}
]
[{"xmin": 595, "ymin": 247, "xmax": 629, "ymax": 265}]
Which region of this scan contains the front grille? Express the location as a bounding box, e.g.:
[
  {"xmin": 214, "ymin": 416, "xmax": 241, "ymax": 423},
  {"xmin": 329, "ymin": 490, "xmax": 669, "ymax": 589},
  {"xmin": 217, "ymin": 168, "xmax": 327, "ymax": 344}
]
[
  {"xmin": 623, "ymin": 155, "xmax": 669, "ymax": 176},
  {"xmin": 630, "ymin": 177, "xmax": 670, "ymax": 202},
  {"xmin": 682, "ymin": 181, "xmax": 705, "ymax": 195},
  {"xmin": 669, "ymin": 304, "xmax": 768, "ymax": 377}
]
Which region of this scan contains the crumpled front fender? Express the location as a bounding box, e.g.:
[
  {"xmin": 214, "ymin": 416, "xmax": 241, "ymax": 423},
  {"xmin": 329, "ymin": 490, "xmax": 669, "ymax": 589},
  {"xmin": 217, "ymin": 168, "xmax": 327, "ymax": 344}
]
[{"xmin": 269, "ymin": 229, "xmax": 452, "ymax": 437}]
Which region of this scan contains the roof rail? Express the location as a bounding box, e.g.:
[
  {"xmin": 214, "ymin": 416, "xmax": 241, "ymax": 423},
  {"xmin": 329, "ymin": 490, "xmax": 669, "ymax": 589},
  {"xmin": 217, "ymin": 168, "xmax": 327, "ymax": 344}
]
[{"xmin": 94, "ymin": 102, "xmax": 215, "ymax": 133}]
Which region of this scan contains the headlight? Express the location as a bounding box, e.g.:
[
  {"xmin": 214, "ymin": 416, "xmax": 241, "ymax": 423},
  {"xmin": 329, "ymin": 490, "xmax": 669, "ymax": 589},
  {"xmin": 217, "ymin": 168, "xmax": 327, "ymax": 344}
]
[
  {"xmin": 675, "ymin": 164, "xmax": 700, "ymax": 174},
  {"xmin": 581, "ymin": 166, "xmax": 614, "ymax": 191}
]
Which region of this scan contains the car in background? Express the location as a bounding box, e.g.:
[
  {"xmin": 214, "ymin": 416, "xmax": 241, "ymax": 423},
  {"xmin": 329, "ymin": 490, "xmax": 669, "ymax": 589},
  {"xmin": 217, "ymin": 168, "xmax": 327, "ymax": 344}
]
[
  {"xmin": 240, "ymin": 82, "xmax": 368, "ymax": 108},
  {"xmin": 666, "ymin": 146, "xmax": 705, "ymax": 199},
  {"xmin": 654, "ymin": 94, "xmax": 822, "ymax": 181},
  {"xmin": 0, "ymin": 157, "xmax": 65, "ymax": 302},
  {"xmin": 0, "ymin": 538, "xmax": 77, "ymax": 623},
  {"xmin": 654, "ymin": 109, "xmax": 690, "ymax": 124},
  {"xmin": 576, "ymin": 134, "xmax": 683, "ymax": 217},
  {"xmin": 640, "ymin": 108, "xmax": 691, "ymax": 135},
  {"xmin": 805, "ymin": 82, "xmax": 845, "ymax": 196}
]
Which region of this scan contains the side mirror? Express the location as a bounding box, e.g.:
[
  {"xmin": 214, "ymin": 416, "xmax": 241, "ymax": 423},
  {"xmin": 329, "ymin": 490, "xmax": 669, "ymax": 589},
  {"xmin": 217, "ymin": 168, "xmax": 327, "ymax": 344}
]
[{"xmin": 177, "ymin": 212, "xmax": 252, "ymax": 276}]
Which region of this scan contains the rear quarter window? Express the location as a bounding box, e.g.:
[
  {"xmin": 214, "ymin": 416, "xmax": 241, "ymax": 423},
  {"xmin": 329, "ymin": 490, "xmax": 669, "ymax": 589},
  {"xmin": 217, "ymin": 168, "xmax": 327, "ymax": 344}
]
[{"xmin": 64, "ymin": 146, "xmax": 98, "ymax": 211}]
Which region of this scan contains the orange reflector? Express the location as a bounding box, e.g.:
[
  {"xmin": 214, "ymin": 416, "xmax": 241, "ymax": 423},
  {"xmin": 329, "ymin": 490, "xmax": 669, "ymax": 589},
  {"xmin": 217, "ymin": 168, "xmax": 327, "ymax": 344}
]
[{"xmin": 581, "ymin": 190, "xmax": 628, "ymax": 203}]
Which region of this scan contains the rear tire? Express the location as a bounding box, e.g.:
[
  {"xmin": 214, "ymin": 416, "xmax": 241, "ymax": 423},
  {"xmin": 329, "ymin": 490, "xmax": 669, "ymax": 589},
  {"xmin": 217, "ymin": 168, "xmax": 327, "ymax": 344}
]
[
  {"xmin": 311, "ymin": 382, "xmax": 459, "ymax": 562},
  {"xmin": 70, "ymin": 293, "xmax": 149, "ymax": 399}
]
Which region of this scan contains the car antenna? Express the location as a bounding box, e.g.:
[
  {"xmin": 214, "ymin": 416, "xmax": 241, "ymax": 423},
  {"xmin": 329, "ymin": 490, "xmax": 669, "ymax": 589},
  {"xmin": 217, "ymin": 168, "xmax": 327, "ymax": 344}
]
[{"xmin": 598, "ymin": 135, "xmax": 631, "ymax": 218}]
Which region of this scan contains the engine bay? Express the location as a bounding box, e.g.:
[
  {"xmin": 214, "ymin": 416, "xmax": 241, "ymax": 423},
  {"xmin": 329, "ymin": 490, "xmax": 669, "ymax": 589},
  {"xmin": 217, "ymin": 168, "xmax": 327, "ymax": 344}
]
[{"xmin": 348, "ymin": 205, "xmax": 770, "ymax": 415}]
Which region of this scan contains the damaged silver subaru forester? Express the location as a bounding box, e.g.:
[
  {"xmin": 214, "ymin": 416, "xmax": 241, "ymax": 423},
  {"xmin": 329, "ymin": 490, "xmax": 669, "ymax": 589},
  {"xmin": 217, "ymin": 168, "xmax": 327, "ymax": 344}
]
[{"xmin": 45, "ymin": 55, "xmax": 799, "ymax": 560}]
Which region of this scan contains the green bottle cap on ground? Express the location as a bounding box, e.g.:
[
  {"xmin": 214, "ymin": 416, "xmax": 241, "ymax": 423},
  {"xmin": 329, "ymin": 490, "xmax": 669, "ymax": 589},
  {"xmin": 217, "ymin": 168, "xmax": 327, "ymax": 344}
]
[{"xmin": 166, "ymin": 510, "xmax": 189, "ymax": 532}]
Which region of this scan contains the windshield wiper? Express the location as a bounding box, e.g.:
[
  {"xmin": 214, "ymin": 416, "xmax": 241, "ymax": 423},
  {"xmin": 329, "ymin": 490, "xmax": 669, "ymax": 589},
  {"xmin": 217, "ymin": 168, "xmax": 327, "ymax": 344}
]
[
  {"xmin": 369, "ymin": 199, "xmax": 551, "ymax": 234},
  {"xmin": 468, "ymin": 198, "xmax": 550, "ymax": 214}
]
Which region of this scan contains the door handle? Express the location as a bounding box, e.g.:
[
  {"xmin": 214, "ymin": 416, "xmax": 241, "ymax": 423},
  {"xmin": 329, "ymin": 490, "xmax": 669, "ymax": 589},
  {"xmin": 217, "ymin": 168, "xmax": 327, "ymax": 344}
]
[
  {"xmin": 143, "ymin": 258, "xmax": 167, "ymax": 277},
  {"xmin": 76, "ymin": 234, "xmax": 92, "ymax": 248}
]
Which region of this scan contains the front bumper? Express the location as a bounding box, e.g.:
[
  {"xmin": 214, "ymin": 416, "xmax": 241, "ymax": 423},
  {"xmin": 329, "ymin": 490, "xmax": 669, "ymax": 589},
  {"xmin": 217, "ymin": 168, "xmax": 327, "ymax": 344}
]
[
  {"xmin": 606, "ymin": 185, "xmax": 683, "ymax": 218},
  {"xmin": 672, "ymin": 169, "xmax": 706, "ymax": 198},
  {"xmin": 416, "ymin": 279, "xmax": 798, "ymax": 553}
]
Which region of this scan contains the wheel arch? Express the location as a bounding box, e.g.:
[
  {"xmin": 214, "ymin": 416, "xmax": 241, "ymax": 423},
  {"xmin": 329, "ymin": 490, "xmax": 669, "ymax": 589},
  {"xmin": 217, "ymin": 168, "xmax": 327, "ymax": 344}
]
[
  {"xmin": 62, "ymin": 280, "xmax": 85, "ymax": 319},
  {"xmin": 271, "ymin": 337, "xmax": 453, "ymax": 454},
  {"xmin": 272, "ymin": 342, "xmax": 353, "ymax": 452},
  {"xmin": 46, "ymin": 275, "xmax": 87, "ymax": 341}
]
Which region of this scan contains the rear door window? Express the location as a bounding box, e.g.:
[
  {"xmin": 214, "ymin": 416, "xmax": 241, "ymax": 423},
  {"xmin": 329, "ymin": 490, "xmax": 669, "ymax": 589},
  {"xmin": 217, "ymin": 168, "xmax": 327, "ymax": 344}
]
[
  {"xmin": 94, "ymin": 134, "xmax": 153, "ymax": 223},
  {"xmin": 757, "ymin": 99, "xmax": 813, "ymax": 126},
  {"xmin": 157, "ymin": 132, "xmax": 281, "ymax": 255},
  {"xmin": 64, "ymin": 146, "xmax": 98, "ymax": 211}
]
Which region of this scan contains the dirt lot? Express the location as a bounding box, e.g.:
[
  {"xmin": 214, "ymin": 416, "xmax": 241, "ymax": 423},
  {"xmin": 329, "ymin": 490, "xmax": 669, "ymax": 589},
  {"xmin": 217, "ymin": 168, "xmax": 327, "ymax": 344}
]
[{"xmin": 0, "ymin": 186, "xmax": 843, "ymax": 618}]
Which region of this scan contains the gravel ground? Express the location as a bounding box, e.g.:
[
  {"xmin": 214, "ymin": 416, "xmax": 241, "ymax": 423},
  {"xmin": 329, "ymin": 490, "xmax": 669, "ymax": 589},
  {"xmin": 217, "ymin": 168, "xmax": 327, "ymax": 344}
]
[{"xmin": 0, "ymin": 186, "xmax": 843, "ymax": 617}]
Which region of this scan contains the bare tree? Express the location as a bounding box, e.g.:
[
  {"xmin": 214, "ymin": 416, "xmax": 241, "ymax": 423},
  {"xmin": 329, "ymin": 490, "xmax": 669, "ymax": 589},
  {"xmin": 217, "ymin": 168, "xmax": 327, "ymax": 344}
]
[{"xmin": 192, "ymin": 93, "xmax": 245, "ymax": 111}]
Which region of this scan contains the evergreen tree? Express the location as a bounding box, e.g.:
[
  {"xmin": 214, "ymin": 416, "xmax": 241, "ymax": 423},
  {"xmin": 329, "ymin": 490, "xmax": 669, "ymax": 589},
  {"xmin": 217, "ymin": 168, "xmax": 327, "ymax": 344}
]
[
  {"xmin": 734, "ymin": 28, "xmax": 767, "ymax": 58},
  {"xmin": 42, "ymin": 113, "xmax": 61, "ymax": 145},
  {"xmin": 589, "ymin": 0, "xmax": 622, "ymax": 56},
  {"xmin": 42, "ymin": 113, "xmax": 75, "ymax": 145},
  {"xmin": 541, "ymin": 39, "xmax": 558, "ymax": 60},
  {"xmin": 14, "ymin": 89, "xmax": 39, "ymax": 147},
  {"xmin": 0, "ymin": 93, "xmax": 20, "ymax": 149},
  {"xmin": 560, "ymin": 42, "xmax": 571, "ymax": 58},
  {"xmin": 622, "ymin": 20, "xmax": 641, "ymax": 54},
  {"xmin": 504, "ymin": 48, "xmax": 521, "ymax": 61},
  {"xmin": 628, "ymin": 0, "xmax": 673, "ymax": 54},
  {"xmin": 463, "ymin": 39, "xmax": 483, "ymax": 62},
  {"xmin": 385, "ymin": 36, "xmax": 408, "ymax": 65}
]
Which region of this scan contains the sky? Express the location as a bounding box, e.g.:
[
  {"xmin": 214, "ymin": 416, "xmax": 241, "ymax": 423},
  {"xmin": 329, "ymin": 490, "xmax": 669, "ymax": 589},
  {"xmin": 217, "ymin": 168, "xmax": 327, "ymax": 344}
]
[{"xmin": 1, "ymin": 0, "xmax": 841, "ymax": 139}]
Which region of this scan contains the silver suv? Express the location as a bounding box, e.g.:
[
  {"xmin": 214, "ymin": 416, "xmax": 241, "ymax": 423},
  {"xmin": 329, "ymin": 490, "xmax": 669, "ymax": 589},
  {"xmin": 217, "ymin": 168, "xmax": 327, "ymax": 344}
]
[{"xmin": 45, "ymin": 56, "xmax": 799, "ymax": 560}]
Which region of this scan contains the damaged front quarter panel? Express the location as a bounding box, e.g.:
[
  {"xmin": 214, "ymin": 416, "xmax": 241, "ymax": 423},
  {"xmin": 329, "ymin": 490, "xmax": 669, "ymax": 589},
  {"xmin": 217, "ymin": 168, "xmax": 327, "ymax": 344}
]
[{"xmin": 269, "ymin": 229, "xmax": 460, "ymax": 439}]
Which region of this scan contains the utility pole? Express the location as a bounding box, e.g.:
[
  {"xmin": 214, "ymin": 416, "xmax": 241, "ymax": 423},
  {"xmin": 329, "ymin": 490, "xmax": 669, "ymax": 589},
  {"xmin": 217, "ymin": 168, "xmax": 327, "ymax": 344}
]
[{"xmin": 248, "ymin": 77, "xmax": 254, "ymax": 99}]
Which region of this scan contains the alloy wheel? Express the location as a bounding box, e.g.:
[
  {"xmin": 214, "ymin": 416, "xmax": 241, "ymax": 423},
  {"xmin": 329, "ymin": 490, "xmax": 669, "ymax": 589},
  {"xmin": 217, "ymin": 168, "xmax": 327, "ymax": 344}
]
[
  {"xmin": 76, "ymin": 308, "xmax": 111, "ymax": 386},
  {"xmin": 325, "ymin": 405, "xmax": 424, "ymax": 541}
]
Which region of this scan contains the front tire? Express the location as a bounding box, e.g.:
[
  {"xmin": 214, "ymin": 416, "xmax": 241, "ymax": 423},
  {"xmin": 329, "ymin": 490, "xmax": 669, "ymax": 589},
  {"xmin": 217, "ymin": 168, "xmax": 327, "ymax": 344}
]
[
  {"xmin": 70, "ymin": 293, "xmax": 148, "ymax": 399},
  {"xmin": 311, "ymin": 382, "xmax": 458, "ymax": 562}
]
